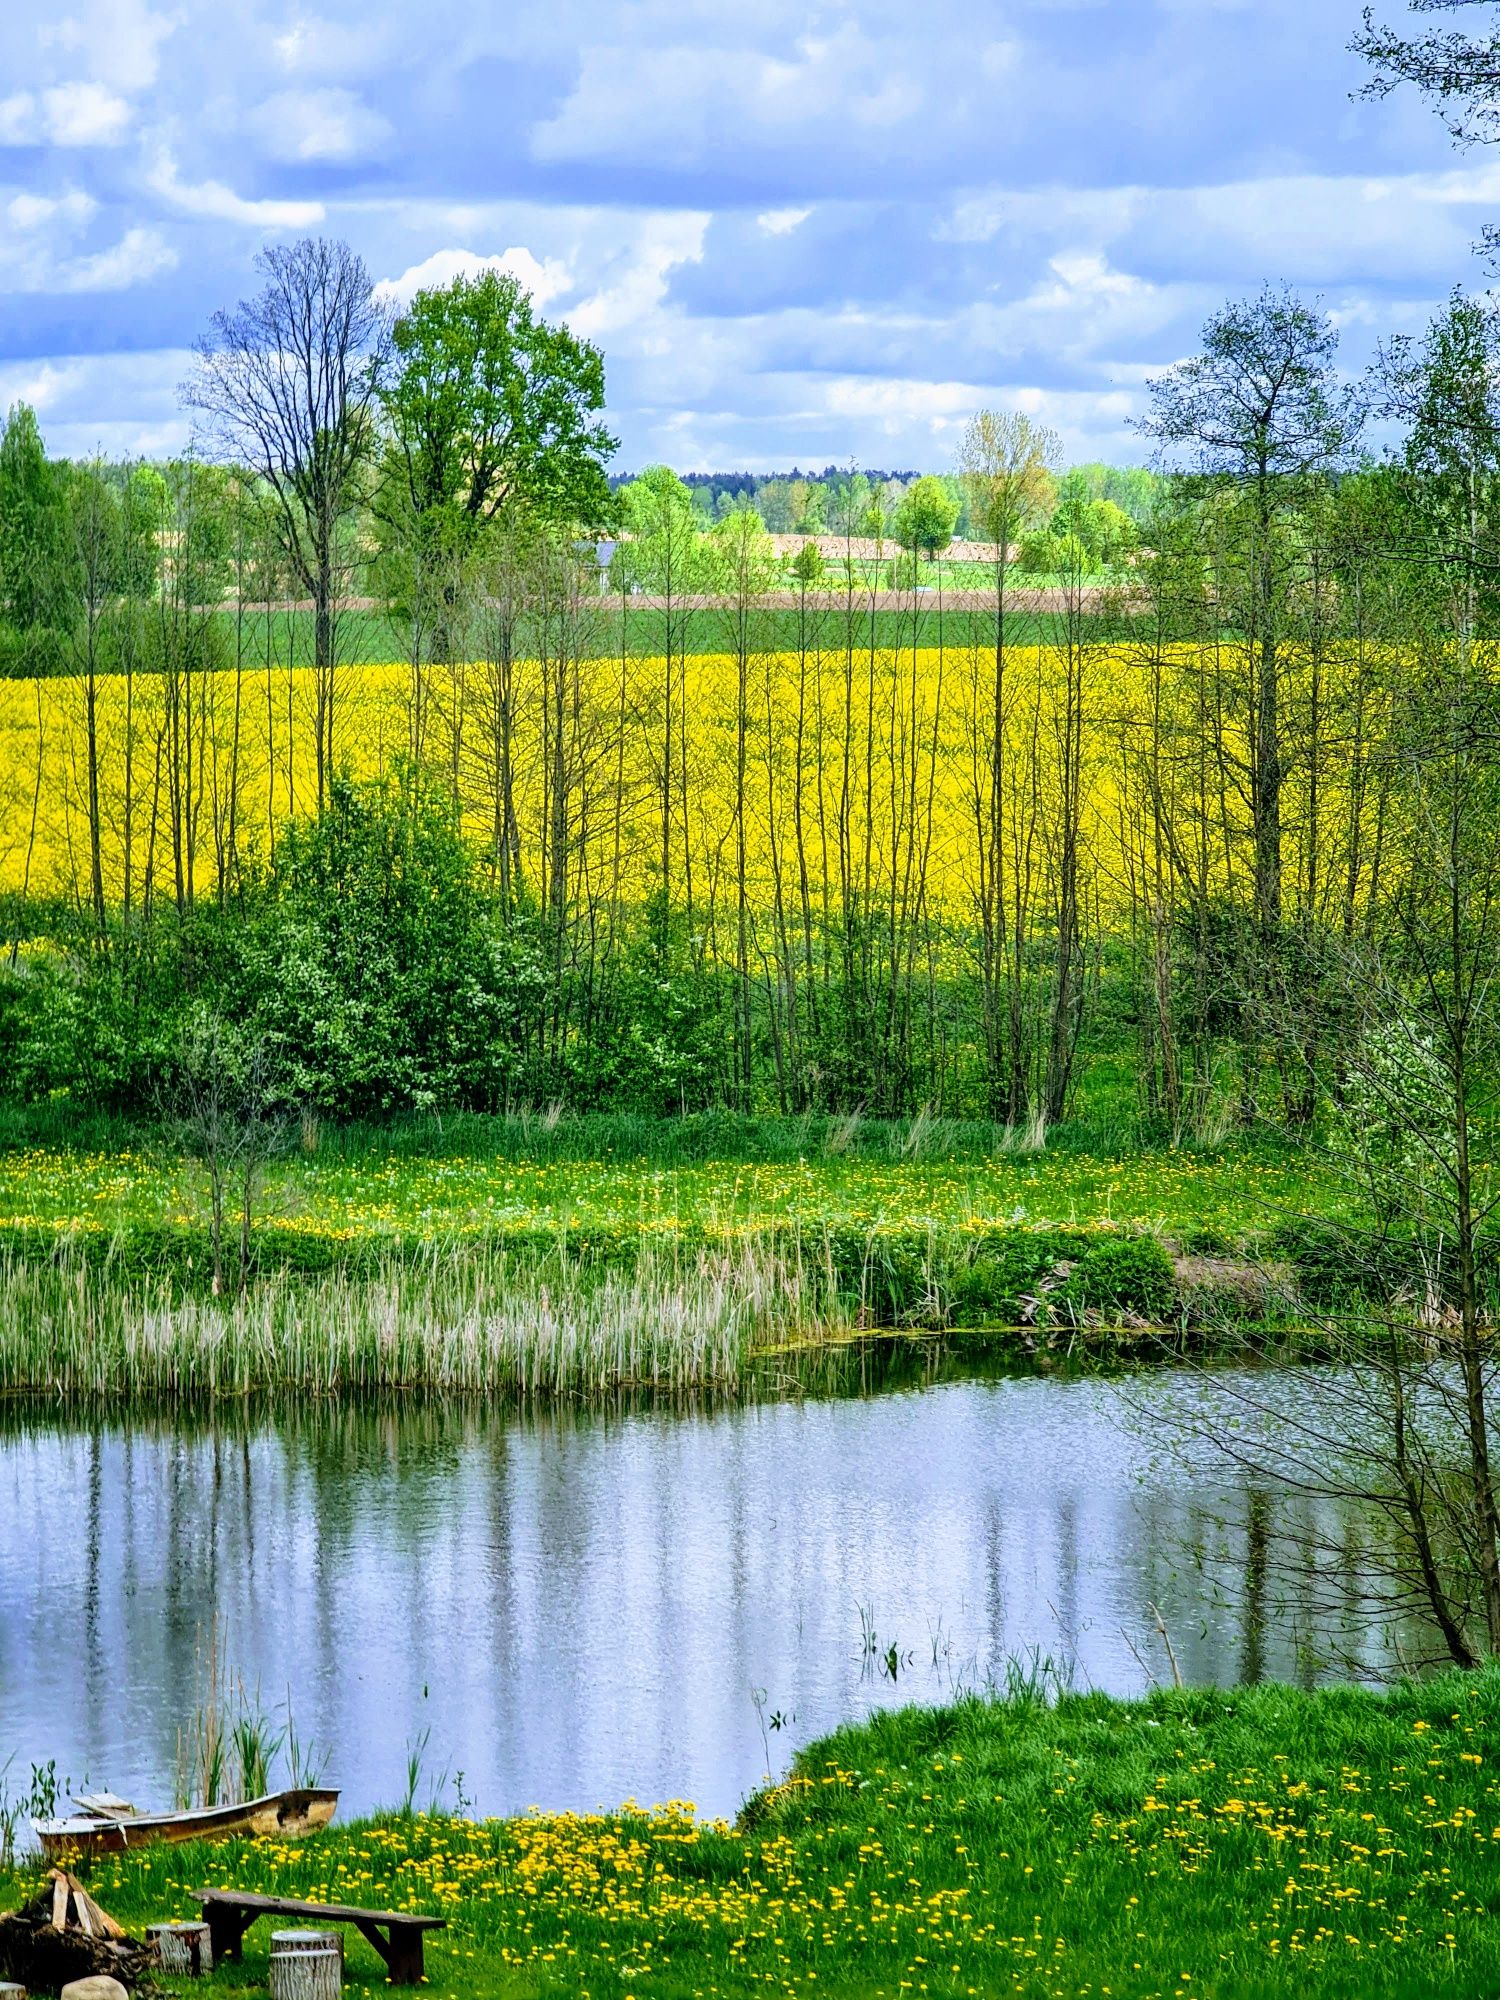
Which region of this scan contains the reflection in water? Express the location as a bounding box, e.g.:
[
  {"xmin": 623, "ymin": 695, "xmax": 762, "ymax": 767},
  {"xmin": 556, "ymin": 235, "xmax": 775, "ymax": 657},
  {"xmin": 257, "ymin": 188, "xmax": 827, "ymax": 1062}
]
[{"xmin": 0, "ymin": 1370, "xmax": 1406, "ymax": 1821}]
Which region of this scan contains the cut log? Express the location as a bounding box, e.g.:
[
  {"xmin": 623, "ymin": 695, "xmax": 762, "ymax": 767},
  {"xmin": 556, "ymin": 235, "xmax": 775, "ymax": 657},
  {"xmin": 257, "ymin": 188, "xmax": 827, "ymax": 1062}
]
[
  {"xmin": 0, "ymin": 1981, "xmax": 28, "ymax": 2000},
  {"xmin": 145, "ymin": 1926, "xmax": 211, "ymax": 1978},
  {"xmin": 268, "ymin": 1932, "xmax": 341, "ymax": 2000}
]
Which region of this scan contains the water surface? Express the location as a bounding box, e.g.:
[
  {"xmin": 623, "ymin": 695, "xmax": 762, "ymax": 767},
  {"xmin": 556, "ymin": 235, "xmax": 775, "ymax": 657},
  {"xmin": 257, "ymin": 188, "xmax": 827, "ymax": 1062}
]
[{"xmin": 0, "ymin": 1368, "xmax": 1397, "ymax": 1822}]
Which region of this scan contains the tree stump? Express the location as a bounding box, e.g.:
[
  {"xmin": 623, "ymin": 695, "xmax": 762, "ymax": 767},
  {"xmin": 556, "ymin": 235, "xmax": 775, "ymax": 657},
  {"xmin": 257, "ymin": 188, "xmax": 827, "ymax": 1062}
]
[
  {"xmin": 146, "ymin": 1926, "xmax": 212, "ymax": 1978},
  {"xmin": 268, "ymin": 1932, "xmax": 341, "ymax": 2000},
  {"xmin": 0, "ymin": 1980, "xmax": 27, "ymax": 2000}
]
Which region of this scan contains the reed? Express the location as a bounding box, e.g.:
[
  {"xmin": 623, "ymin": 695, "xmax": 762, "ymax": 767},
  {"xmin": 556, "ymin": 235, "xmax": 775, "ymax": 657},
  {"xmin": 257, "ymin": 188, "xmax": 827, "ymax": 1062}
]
[{"xmin": 0, "ymin": 1233, "xmax": 854, "ymax": 1401}]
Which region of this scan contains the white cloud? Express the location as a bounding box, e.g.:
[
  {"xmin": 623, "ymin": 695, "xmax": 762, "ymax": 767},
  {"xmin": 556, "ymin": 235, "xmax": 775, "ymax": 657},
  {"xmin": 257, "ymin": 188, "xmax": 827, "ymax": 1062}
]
[
  {"xmin": 146, "ymin": 148, "xmax": 325, "ymax": 228},
  {"xmin": 756, "ymin": 207, "xmax": 811, "ymax": 236},
  {"xmin": 822, "ymin": 375, "xmax": 982, "ymax": 433},
  {"xmin": 374, "ymin": 245, "xmax": 573, "ymax": 310},
  {"xmin": 0, "ymin": 357, "xmax": 84, "ymax": 412},
  {"xmin": 8, "ymin": 188, "xmax": 96, "ymax": 230},
  {"xmin": 0, "ymin": 348, "xmax": 193, "ymax": 457},
  {"xmin": 64, "ymin": 224, "xmax": 176, "ymax": 290},
  {"xmin": 0, "ymin": 216, "xmax": 176, "ymax": 295},
  {"xmin": 249, "ymin": 86, "xmax": 392, "ymax": 163},
  {"xmin": 569, "ymin": 214, "xmax": 710, "ymax": 340},
  {"xmin": 42, "ymin": 81, "xmax": 133, "ymax": 146},
  {"xmin": 273, "ymin": 14, "xmax": 389, "ymax": 78},
  {"xmin": 533, "ymin": 27, "xmax": 929, "ymax": 167},
  {"xmin": 0, "ymin": 95, "xmax": 37, "ymax": 146},
  {"xmin": 0, "ymin": 82, "xmax": 138, "ymax": 148},
  {"xmin": 44, "ymin": 0, "xmax": 177, "ymax": 94}
]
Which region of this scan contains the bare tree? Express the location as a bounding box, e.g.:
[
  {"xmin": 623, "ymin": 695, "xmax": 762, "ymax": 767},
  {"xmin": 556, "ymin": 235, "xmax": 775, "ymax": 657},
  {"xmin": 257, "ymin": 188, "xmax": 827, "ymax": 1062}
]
[
  {"xmin": 162, "ymin": 1010, "xmax": 287, "ymax": 1299},
  {"xmin": 1157, "ymin": 643, "xmax": 1500, "ymax": 1667},
  {"xmin": 1139, "ymin": 289, "xmax": 1363, "ymax": 938},
  {"xmin": 184, "ymin": 238, "xmax": 388, "ymax": 805}
]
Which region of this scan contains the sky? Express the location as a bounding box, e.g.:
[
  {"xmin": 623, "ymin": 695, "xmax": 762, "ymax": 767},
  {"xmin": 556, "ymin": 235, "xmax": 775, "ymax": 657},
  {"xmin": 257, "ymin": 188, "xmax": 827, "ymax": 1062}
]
[{"xmin": 0, "ymin": 0, "xmax": 1493, "ymax": 473}]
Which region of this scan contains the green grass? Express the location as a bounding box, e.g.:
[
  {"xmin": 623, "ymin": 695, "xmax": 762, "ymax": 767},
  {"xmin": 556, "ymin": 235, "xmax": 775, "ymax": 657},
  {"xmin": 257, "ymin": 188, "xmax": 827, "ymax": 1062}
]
[
  {"xmin": 197, "ymin": 600, "xmax": 1127, "ymax": 670},
  {"xmin": 0, "ymin": 1111, "xmax": 1327, "ymax": 1250},
  {"xmin": 0, "ymin": 1109, "xmax": 1332, "ymax": 1396},
  {"xmin": 8, "ymin": 1672, "xmax": 1500, "ymax": 1997}
]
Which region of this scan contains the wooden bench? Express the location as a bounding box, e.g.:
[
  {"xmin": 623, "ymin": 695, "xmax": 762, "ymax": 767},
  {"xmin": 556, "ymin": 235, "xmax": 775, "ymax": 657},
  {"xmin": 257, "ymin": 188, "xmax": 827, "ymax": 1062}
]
[{"xmin": 191, "ymin": 1890, "xmax": 445, "ymax": 1986}]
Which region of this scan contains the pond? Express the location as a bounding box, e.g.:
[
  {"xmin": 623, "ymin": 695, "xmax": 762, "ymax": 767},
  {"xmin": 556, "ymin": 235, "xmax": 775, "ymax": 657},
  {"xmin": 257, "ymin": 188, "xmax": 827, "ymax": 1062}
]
[{"xmin": 0, "ymin": 1366, "xmax": 1400, "ymax": 1825}]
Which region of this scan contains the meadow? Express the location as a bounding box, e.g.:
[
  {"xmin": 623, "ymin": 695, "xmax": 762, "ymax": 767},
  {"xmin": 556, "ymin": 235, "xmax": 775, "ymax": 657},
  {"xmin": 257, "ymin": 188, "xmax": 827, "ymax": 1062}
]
[
  {"xmin": 0, "ymin": 1102, "xmax": 1334, "ymax": 1398},
  {"xmin": 0, "ymin": 1114, "xmax": 1322, "ymax": 1245},
  {"xmin": 6, "ymin": 1672, "xmax": 1500, "ymax": 1999}
]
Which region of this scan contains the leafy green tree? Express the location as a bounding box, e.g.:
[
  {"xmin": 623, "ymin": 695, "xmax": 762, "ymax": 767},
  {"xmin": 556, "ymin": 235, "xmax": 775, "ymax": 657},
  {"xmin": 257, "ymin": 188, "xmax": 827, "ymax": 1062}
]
[
  {"xmin": 892, "ymin": 474, "xmax": 958, "ymax": 560},
  {"xmin": 613, "ymin": 467, "xmax": 718, "ymax": 591},
  {"xmin": 826, "ymin": 469, "xmax": 872, "ymax": 541},
  {"xmin": 957, "ymin": 409, "xmax": 1057, "ymax": 555},
  {"xmin": 789, "ymin": 538, "xmax": 825, "ymax": 586},
  {"xmin": 380, "ymin": 270, "xmax": 616, "ymax": 545},
  {"xmin": 1377, "ymin": 288, "xmax": 1500, "ymax": 643},
  {"xmin": 253, "ymin": 772, "xmax": 546, "ymax": 1115},
  {"xmin": 1016, "ymin": 528, "xmax": 1085, "ymax": 576},
  {"xmin": 0, "ymin": 404, "xmax": 71, "ymax": 669},
  {"xmin": 1052, "ymin": 473, "xmax": 1137, "ymax": 568}
]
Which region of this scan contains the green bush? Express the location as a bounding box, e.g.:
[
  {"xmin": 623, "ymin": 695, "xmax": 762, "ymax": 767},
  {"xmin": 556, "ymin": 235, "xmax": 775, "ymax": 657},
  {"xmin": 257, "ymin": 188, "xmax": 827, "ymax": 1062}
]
[{"xmin": 1063, "ymin": 1232, "xmax": 1176, "ymax": 1318}]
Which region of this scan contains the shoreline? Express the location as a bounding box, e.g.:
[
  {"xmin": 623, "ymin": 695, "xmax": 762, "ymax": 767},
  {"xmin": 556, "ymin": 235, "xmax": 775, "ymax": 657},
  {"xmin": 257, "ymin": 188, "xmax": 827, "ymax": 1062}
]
[{"xmin": 5, "ymin": 1673, "xmax": 1498, "ymax": 1997}]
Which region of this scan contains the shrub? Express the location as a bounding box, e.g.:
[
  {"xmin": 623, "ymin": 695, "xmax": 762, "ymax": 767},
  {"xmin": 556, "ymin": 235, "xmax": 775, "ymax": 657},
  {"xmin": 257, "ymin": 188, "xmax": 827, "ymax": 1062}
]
[{"xmin": 1063, "ymin": 1233, "xmax": 1176, "ymax": 1318}]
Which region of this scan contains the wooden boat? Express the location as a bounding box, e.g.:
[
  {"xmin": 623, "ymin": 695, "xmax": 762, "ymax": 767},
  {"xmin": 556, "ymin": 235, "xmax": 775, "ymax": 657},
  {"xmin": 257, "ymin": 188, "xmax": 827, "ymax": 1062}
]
[{"xmin": 34, "ymin": 1787, "xmax": 339, "ymax": 1859}]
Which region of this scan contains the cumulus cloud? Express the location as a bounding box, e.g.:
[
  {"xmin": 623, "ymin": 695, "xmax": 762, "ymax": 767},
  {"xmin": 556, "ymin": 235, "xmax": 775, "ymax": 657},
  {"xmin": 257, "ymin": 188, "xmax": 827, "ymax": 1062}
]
[
  {"xmin": 0, "ymin": 212, "xmax": 176, "ymax": 294},
  {"xmin": 273, "ymin": 14, "xmax": 390, "ymax": 78},
  {"xmin": 757, "ymin": 208, "xmax": 810, "ymax": 236},
  {"xmin": 8, "ymin": 188, "xmax": 95, "ymax": 229},
  {"xmin": 374, "ymin": 245, "xmax": 573, "ymax": 310},
  {"xmin": 248, "ymin": 86, "xmax": 392, "ymax": 163},
  {"xmin": 533, "ymin": 24, "xmax": 932, "ymax": 171},
  {"xmin": 568, "ymin": 214, "xmax": 710, "ymax": 340},
  {"xmin": 146, "ymin": 147, "xmax": 325, "ymax": 228},
  {"xmin": 44, "ymin": 0, "xmax": 176, "ymax": 94},
  {"xmin": 0, "ymin": 83, "xmax": 133, "ymax": 146},
  {"xmin": 63, "ymin": 224, "xmax": 176, "ymax": 290},
  {"xmin": 0, "ymin": 347, "xmax": 191, "ymax": 455}
]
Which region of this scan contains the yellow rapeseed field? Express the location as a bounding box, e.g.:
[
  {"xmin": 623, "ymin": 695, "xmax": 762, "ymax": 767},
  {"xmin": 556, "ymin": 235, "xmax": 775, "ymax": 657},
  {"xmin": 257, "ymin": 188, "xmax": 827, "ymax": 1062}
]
[{"xmin": 0, "ymin": 644, "xmax": 1378, "ymax": 930}]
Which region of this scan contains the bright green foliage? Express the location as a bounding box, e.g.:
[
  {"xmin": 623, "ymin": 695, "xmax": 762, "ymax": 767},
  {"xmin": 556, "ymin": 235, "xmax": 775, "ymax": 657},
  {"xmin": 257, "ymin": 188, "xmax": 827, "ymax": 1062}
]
[
  {"xmin": 612, "ymin": 465, "xmax": 723, "ymax": 591},
  {"xmin": 789, "ymin": 538, "xmax": 825, "ymax": 585},
  {"xmin": 892, "ymin": 473, "xmax": 959, "ymax": 559},
  {"xmin": 250, "ymin": 773, "xmax": 546, "ymax": 1116},
  {"xmin": 14, "ymin": 1672, "xmax": 1500, "ymax": 1997},
  {"xmin": 1016, "ymin": 528, "xmax": 1090, "ymax": 576},
  {"xmin": 1053, "ymin": 470, "xmax": 1138, "ymax": 566},
  {"xmin": 0, "ymin": 403, "xmax": 71, "ymax": 667},
  {"xmin": 707, "ymin": 506, "xmax": 778, "ymax": 594},
  {"xmin": 1063, "ymin": 1232, "xmax": 1177, "ymax": 1317},
  {"xmin": 379, "ymin": 270, "xmax": 616, "ymax": 541}
]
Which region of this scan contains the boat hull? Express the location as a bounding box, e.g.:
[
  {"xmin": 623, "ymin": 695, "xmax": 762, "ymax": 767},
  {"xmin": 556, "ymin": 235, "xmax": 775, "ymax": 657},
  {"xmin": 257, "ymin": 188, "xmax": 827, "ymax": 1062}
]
[{"xmin": 35, "ymin": 1789, "xmax": 339, "ymax": 1859}]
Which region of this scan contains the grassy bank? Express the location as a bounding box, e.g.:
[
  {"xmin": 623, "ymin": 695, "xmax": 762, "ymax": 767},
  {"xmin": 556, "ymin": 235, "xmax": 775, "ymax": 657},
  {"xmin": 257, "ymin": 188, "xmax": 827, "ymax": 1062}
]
[
  {"xmin": 7, "ymin": 1673, "xmax": 1500, "ymax": 1997},
  {"xmin": 0, "ymin": 1108, "xmax": 1327, "ymax": 1260},
  {"xmin": 0, "ymin": 1112, "xmax": 1328, "ymax": 1397}
]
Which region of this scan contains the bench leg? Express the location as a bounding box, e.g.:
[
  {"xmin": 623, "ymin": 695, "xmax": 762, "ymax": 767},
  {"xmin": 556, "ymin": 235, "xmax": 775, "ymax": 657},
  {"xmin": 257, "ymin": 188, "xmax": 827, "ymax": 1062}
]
[
  {"xmin": 385, "ymin": 1929, "xmax": 426, "ymax": 1987},
  {"xmin": 204, "ymin": 1908, "xmax": 256, "ymax": 1965},
  {"xmin": 352, "ymin": 1921, "xmax": 424, "ymax": 1987}
]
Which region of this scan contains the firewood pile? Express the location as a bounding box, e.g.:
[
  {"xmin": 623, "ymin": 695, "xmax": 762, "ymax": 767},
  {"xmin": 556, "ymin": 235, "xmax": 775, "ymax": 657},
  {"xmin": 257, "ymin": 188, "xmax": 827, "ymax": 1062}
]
[{"xmin": 0, "ymin": 1874, "xmax": 153, "ymax": 1995}]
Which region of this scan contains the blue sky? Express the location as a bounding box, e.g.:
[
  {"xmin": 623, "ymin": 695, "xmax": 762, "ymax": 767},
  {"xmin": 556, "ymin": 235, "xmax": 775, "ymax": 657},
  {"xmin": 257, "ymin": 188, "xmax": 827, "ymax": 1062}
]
[{"xmin": 0, "ymin": 0, "xmax": 1491, "ymax": 471}]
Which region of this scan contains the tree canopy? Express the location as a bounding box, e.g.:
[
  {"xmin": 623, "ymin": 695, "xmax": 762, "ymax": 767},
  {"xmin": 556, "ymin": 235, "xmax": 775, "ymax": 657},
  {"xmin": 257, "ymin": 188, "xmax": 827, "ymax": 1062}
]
[{"xmin": 380, "ymin": 270, "xmax": 617, "ymax": 541}]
